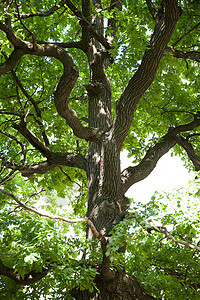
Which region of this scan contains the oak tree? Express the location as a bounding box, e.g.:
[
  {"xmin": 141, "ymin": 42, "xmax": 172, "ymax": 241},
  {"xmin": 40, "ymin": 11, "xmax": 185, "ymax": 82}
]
[{"xmin": 0, "ymin": 0, "xmax": 200, "ymax": 299}]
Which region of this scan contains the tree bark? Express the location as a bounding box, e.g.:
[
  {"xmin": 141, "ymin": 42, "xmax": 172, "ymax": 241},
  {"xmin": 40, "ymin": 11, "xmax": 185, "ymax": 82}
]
[{"xmin": 71, "ymin": 270, "xmax": 159, "ymax": 300}]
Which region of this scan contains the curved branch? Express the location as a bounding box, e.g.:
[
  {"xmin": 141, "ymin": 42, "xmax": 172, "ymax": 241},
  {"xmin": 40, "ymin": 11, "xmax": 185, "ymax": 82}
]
[
  {"xmin": 121, "ymin": 119, "xmax": 200, "ymax": 194},
  {"xmin": 0, "ymin": 20, "xmax": 101, "ymax": 142},
  {"xmin": 112, "ymin": 0, "xmax": 182, "ymax": 147}
]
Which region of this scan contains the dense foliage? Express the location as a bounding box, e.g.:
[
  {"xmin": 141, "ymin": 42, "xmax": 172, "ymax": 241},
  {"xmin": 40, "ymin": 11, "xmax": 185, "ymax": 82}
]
[{"xmin": 0, "ymin": 0, "xmax": 200, "ymax": 299}]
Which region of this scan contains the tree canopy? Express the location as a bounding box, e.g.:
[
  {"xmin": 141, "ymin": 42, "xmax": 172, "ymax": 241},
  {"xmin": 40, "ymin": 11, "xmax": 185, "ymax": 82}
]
[{"xmin": 0, "ymin": 0, "xmax": 200, "ymax": 299}]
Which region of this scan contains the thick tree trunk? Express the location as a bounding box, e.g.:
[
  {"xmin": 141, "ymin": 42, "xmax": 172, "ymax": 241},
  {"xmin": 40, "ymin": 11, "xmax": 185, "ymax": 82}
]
[{"xmin": 71, "ymin": 270, "xmax": 159, "ymax": 300}]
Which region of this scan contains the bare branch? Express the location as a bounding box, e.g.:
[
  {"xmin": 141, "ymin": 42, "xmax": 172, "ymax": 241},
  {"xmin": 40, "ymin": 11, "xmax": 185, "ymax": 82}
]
[
  {"xmin": 0, "ymin": 129, "xmax": 27, "ymax": 165},
  {"xmin": 0, "ymin": 189, "xmax": 99, "ymax": 238},
  {"xmin": 146, "ymin": 225, "xmax": 200, "ymax": 252}
]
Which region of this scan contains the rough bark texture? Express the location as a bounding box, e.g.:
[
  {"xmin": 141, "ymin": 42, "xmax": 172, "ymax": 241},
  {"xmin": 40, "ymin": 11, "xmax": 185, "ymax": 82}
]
[{"xmin": 71, "ymin": 270, "xmax": 159, "ymax": 300}]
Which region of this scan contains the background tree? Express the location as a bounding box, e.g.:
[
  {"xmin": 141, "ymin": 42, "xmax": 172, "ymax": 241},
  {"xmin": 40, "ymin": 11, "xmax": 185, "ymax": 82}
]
[{"xmin": 0, "ymin": 0, "xmax": 200, "ymax": 299}]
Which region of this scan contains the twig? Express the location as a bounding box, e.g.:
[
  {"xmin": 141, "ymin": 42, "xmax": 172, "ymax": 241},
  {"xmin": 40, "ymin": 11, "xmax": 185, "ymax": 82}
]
[{"xmin": 58, "ymin": 166, "xmax": 81, "ymax": 187}]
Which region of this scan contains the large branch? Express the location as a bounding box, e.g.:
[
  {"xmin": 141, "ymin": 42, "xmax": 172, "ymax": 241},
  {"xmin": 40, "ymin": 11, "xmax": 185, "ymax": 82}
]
[
  {"xmin": 112, "ymin": 0, "xmax": 182, "ymax": 147},
  {"xmin": 121, "ymin": 119, "xmax": 200, "ymax": 194},
  {"xmin": 2, "ymin": 151, "xmax": 87, "ymax": 177}
]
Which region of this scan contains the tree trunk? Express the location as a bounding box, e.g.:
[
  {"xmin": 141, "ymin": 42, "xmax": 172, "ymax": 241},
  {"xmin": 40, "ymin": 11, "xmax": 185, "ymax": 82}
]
[{"xmin": 71, "ymin": 270, "xmax": 159, "ymax": 300}]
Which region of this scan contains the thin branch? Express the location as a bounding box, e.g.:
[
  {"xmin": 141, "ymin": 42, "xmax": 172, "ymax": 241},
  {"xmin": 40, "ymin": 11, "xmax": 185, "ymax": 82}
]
[
  {"xmin": 0, "ymin": 129, "xmax": 27, "ymax": 165},
  {"xmin": 0, "ymin": 109, "xmax": 22, "ymax": 117},
  {"xmin": 14, "ymin": 0, "xmax": 36, "ymax": 49},
  {"xmin": 8, "ymin": 188, "xmax": 46, "ymax": 214},
  {"xmin": 0, "ymin": 170, "xmax": 19, "ymax": 185},
  {"xmin": 11, "ymin": 70, "xmax": 50, "ymax": 147},
  {"xmin": 186, "ymin": 133, "xmax": 200, "ymax": 141},
  {"xmin": 12, "ymin": 122, "xmax": 52, "ymax": 158},
  {"xmin": 14, "ymin": 0, "xmax": 69, "ymax": 20},
  {"xmin": 0, "ymin": 189, "xmax": 99, "ymax": 238},
  {"xmin": 58, "ymin": 166, "xmax": 81, "ymax": 187},
  {"xmin": 172, "ymin": 21, "xmax": 200, "ymax": 47},
  {"xmin": 146, "ymin": 225, "xmax": 200, "ymax": 252},
  {"xmin": 0, "ymin": 95, "xmax": 18, "ymax": 99},
  {"xmin": 64, "ymin": 0, "xmax": 112, "ymax": 50}
]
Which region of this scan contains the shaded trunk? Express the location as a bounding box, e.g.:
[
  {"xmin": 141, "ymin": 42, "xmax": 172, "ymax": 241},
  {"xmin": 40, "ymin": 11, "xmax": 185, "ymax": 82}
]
[{"xmin": 71, "ymin": 270, "xmax": 159, "ymax": 300}]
